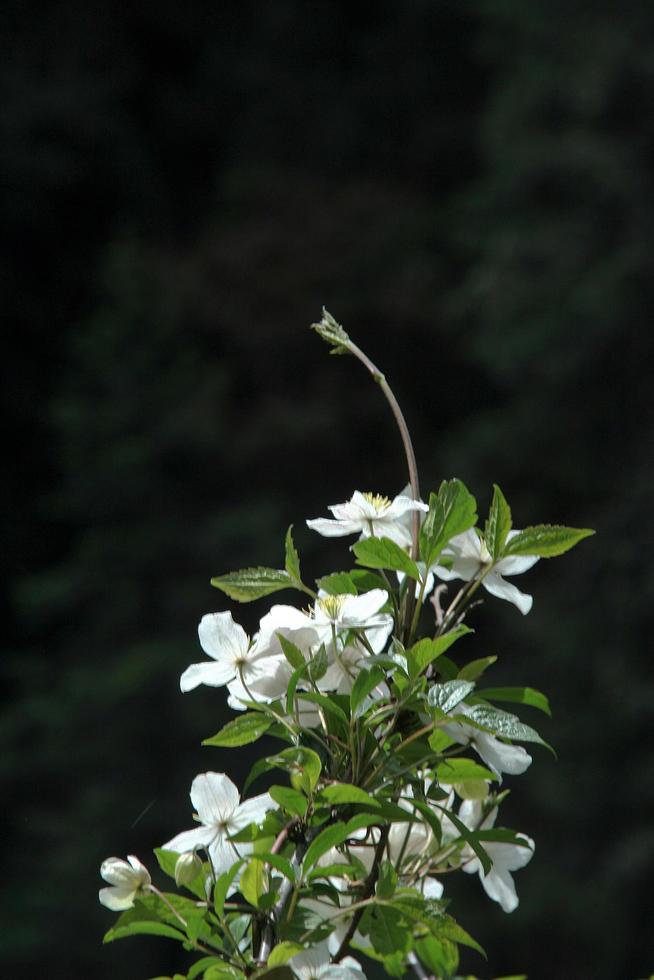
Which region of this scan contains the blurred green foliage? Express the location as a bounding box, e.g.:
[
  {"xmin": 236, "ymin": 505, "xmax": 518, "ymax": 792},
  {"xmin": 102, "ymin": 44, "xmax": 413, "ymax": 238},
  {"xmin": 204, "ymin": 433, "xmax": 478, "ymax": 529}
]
[{"xmin": 2, "ymin": 2, "xmax": 652, "ymax": 978}]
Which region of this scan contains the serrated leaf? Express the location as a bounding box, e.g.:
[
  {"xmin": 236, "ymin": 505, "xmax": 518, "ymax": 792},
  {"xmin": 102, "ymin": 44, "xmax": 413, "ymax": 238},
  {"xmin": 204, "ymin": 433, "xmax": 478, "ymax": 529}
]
[
  {"xmin": 462, "ymin": 704, "xmax": 551, "ymax": 749},
  {"xmin": 353, "ymin": 536, "xmax": 420, "ymax": 580},
  {"xmin": 284, "ymin": 525, "xmax": 302, "ymax": 584},
  {"xmin": 350, "ymin": 666, "xmax": 385, "ymax": 716},
  {"xmin": 433, "ymin": 914, "xmax": 486, "ymax": 957},
  {"xmin": 277, "ymin": 634, "xmax": 306, "ymax": 671},
  {"xmin": 477, "ymin": 686, "xmax": 551, "ymax": 716},
  {"xmin": 210, "ymin": 567, "xmax": 294, "ymax": 602},
  {"xmin": 485, "ymin": 484, "xmax": 512, "ymax": 560},
  {"xmin": 269, "ymin": 784, "xmax": 308, "ymax": 818},
  {"xmin": 408, "ymin": 625, "xmax": 471, "ymax": 675},
  {"xmin": 203, "ymin": 713, "xmax": 273, "ymax": 747},
  {"xmin": 428, "ymin": 679, "xmax": 475, "ymax": 714},
  {"xmin": 366, "ymin": 904, "xmax": 411, "ymax": 956},
  {"xmin": 316, "ymin": 572, "xmax": 357, "ymax": 595},
  {"xmin": 420, "ymin": 479, "xmax": 478, "ymax": 567},
  {"xmin": 307, "ymin": 643, "xmax": 329, "ymax": 683},
  {"xmin": 458, "ymin": 655, "xmax": 498, "ymax": 682},
  {"xmin": 267, "ymin": 942, "xmax": 305, "ymax": 967},
  {"xmin": 503, "ymin": 524, "xmax": 595, "ymax": 558}
]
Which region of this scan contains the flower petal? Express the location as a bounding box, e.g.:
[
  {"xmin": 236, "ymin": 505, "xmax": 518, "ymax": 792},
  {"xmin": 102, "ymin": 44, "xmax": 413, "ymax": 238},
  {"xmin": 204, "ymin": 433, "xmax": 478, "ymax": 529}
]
[
  {"xmin": 162, "ymin": 825, "xmax": 215, "ymax": 854},
  {"xmin": 198, "ymin": 612, "xmax": 248, "ymax": 663},
  {"xmin": 472, "ymin": 732, "xmax": 532, "ymax": 776},
  {"xmin": 190, "ymin": 771, "xmax": 240, "ymax": 824},
  {"xmin": 232, "ymin": 792, "xmax": 276, "ymax": 830},
  {"xmin": 482, "ymin": 572, "xmax": 533, "ymax": 614},
  {"xmin": 99, "ymin": 884, "xmax": 138, "ymax": 911},
  {"xmin": 180, "ymin": 659, "xmax": 235, "ymax": 692},
  {"xmin": 306, "ymin": 517, "xmax": 361, "ymax": 537},
  {"xmin": 340, "ymin": 589, "xmax": 388, "ymax": 624}
]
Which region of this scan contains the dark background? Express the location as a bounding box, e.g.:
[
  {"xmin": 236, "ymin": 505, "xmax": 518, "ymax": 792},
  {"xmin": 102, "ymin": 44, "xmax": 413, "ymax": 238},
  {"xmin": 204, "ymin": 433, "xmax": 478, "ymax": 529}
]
[{"xmin": 2, "ymin": 2, "xmax": 653, "ymax": 978}]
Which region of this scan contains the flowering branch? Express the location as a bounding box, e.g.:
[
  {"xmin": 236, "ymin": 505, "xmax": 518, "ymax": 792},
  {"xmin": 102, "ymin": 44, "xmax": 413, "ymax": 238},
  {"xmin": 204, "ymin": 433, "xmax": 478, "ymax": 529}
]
[{"xmin": 99, "ymin": 311, "xmax": 594, "ymax": 980}]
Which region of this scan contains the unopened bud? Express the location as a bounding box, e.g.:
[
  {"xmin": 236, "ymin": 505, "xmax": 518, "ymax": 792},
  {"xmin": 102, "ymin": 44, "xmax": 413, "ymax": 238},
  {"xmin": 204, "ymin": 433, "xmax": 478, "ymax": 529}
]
[{"xmin": 174, "ymin": 851, "xmax": 203, "ymax": 888}]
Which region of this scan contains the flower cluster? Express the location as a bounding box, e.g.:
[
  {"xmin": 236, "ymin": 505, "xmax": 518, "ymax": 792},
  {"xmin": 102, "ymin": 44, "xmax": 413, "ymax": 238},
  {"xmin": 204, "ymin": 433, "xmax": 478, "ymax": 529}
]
[{"xmin": 99, "ymin": 317, "xmax": 593, "ymax": 980}]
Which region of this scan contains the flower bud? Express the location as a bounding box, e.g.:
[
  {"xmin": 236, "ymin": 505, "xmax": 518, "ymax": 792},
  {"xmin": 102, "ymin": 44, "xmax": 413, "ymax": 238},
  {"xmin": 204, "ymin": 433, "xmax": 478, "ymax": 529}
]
[{"xmin": 174, "ymin": 851, "xmax": 203, "ymax": 888}]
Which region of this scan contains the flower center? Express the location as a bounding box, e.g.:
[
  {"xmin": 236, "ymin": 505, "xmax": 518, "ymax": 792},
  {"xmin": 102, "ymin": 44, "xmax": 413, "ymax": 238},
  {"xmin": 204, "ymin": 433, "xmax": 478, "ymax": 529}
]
[
  {"xmin": 362, "ymin": 491, "xmax": 391, "ymax": 513},
  {"xmin": 317, "ymin": 595, "xmax": 346, "ymax": 620}
]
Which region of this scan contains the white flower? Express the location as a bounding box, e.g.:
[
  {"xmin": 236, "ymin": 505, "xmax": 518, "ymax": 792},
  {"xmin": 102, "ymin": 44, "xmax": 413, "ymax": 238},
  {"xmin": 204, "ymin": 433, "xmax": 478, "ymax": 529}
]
[
  {"xmin": 307, "ymin": 491, "xmax": 428, "ymax": 549},
  {"xmin": 180, "ymin": 611, "xmax": 269, "ymax": 693},
  {"xmin": 99, "ymin": 855, "xmax": 151, "ymax": 911},
  {"xmin": 442, "ymin": 702, "xmax": 532, "ymax": 777},
  {"xmin": 290, "ymin": 941, "xmax": 366, "ymax": 980},
  {"xmin": 433, "ymin": 529, "xmax": 539, "ymax": 614},
  {"xmin": 310, "ymin": 590, "xmax": 393, "ymax": 653},
  {"xmin": 162, "ymin": 772, "xmax": 275, "ymax": 876},
  {"xmin": 458, "ymin": 799, "xmax": 534, "ymax": 912}
]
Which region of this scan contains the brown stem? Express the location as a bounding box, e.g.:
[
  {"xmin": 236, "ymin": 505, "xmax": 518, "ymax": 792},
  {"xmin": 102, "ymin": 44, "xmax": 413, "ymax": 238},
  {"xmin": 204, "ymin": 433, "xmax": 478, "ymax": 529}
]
[
  {"xmin": 342, "ymin": 338, "xmax": 421, "ymax": 642},
  {"xmin": 332, "ymin": 826, "xmax": 390, "ymax": 962}
]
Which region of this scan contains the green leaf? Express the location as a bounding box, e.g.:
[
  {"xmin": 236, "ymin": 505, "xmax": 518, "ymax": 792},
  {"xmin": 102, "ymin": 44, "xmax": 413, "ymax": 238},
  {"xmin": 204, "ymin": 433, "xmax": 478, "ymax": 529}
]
[
  {"xmin": 484, "ymin": 484, "xmax": 512, "ymax": 560},
  {"xmin": 211, "ymin": 567, "xmax": 294, "ymax": 602},
  {"xmin": 302, "ymin": 822, "xmax": 349, "ymax": 872},
  {"xmin": 433, "ymin": 914, "xmax": 486, "ymax": 957},
  {"xmin": 415, "ymin": 936, "xmax": 460, "ymax": 976},
  {"xmin": 277, "ymin": 634, "xmax": 306, "ymax": 671},
  {"xmin": 353, "ymin": 536, "xmax": 420, "ymax": 580},
  {"xmin": 240, "ymin": 858, "xmax": 265, "ymax": 907},
  {"xmin": 251, "ymin": 852, "xmax": 297, "ymax": 882},
  {"xmin": 103, "ymin": 906, "xmax": 185, "ymax": 944},
  {"xmin": 408, "ymin": 625, "xmax": 471, "ymax": 675},
  {"xmin": 350, "ymin": 569, "xmax": 390, "ymax": 593},
  {"xmin": 298, "ymin": 691, "xmax": 349, "ymax": 726},
  {"xmin": 187, "ymin": 957, "xmax": 242, "ymax": 980},
  {"xmin": 433, "ymin": 804, "xmax": 492, "ymax": 875},
  {"xmin": 461, "ymin": 703, "xmax": 552, "ymax": 750},
  {"xmin": 269, "ymin": 784, "xmax": 308, "ymax": 818},
  {"xmin": 350, "ymin": 666, "xmax": 385, "ymax": 717},
  {"xmin": 284, "ymin": 525, "xmax": 302, "ymax": 584},
  {"xmin": 477, "ymin": 686, "xmax": 551, "ymax": 716},
  {"xmin": 376, "ymin": 861, "xmax": 398, "ymax": 900},
  {"xmin": 428, "ymin": 679, "xmax": 475, "ymax": 714},
  {"xmin": 420, "ymin": 479, "xmax": 478, "ymax": 566},
  {"xmin": 318, "ymin": 783, "xmax": 378, "ymax": 807},
  {"xmin": 203, "ymin": 713, "xmax": 273, "ymax": 747},
  {"xmin": 435, "ymin": 757, "xmax": 498, "ymax": 784},
  {"xmin": 365, "ymin": 904, "xmax": 411, "ymax": 956},
  {"xmin": 307, "ymin": 643, "xmax": 329, "ymax": 683},
  {"xmin": 252, "ymin": 967, "xmax": 295, "ymax": 980},
  {"xmin": 266, "ymin": 747, "xmax": 322, "ymax": 793},
  {"xmin": 503, "ymin": 524, "xmax": 595, "ymax": 558},
  {"xmin": 458, "ymin": 655, "xmax": 497, "ymax": 681},
  {"xmin": 267, "ymin": 942, "xmax": 305, "ymax": 967},
  {"xmin": 316, "ymin": 572, "xmax": 357, "ymax": 595},
  {"xmin": 214, "ymin": 860, "xmax": 245, "ymax": 915}
]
